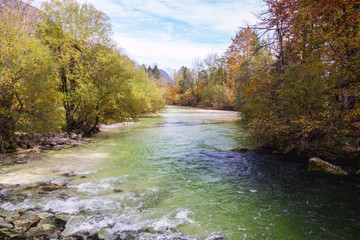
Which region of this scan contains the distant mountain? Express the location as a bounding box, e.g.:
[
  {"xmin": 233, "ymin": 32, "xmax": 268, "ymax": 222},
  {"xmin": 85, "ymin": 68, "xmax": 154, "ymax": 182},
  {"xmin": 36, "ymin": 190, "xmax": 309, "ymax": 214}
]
[
  {"xmin": 0, "ymin": 0, "xmax": 43, "ymax": 21},
  {"xmin": 159, "ymin": 69, "xmax": 174, "ymax": 84}
]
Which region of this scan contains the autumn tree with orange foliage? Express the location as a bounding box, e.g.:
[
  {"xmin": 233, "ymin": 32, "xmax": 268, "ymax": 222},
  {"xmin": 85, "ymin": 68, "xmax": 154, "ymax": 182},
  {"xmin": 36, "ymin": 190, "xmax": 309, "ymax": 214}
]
[{"xmin": 234, "ymin": 0, "xmax": 360, "ymax": 157}]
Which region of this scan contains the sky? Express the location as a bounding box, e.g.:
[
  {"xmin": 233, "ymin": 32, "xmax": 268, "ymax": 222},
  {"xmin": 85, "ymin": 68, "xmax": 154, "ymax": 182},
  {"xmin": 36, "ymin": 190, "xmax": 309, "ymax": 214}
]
[{"xmin": 40, "ymin": 0, "xmax": 266, "ymax": 72}]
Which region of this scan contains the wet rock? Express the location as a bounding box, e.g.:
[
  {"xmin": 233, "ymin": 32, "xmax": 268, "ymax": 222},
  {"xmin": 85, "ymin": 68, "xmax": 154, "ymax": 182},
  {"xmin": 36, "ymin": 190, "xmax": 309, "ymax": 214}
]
[
  {"xmin": 205, "ymin": 234, "xmax": 226, "ymax": 240},
  {"xmin": 11, "ymin": 211, "xmax": 24, "ymax": 220},
  {"xmin": 308, "ymin": 157, "xmax": 348, "ymax": 175},
  {"xmin": 12, "ymin": 214, "xmax": 41, "ymax": 233},
  {"xmin": 40, "ymin": 145, "xmax": 51, "ymax": 150},
  {"xmin": 53, "ymin": 145, "xmax": 65, "ymax": 151},
  {"xmin": 231, "ymin": 147, "xmax": 250, "ymax": 152},
  {"xmin": 87, "ymin": 233, "xmax": 102, "ymax": 240},
  {"xmin": 24, "ymin": 216, "xmax": 67, "ymax": 238},
  {"xmin": 62, "ymin": 172, "xmax": 76, "ymax": 178},
  {"xmin": 115, "ymin": 230, "xmax": 140, "ymax": 240},
  {"xmin": 143, "ymin": 227, "xmax": 159, "ymax": 234},
  {"xmin": 58, "ymin": 193, "xmax": 71, "ymax": 199},
  {"xmin": 15, "ymin": 159, "xmax": 28, "ymax": 164},
  {"xmin": 39, "ymin": 182, "xmax": 67, "ymax": 192},
  {"xmin": 43, "ymin": 137, "xmax": 71, "ymax": 146},
  {"xmin": 70, "ymin": 133, "xmax": 78, "ymax": 139},
  {"xmin": 65, "ymin": 232, "xmax": 103, "ymax": 240},
  {"xmin": 65, "ymin": 235, "xmax": 85, "ymax": 240},
  {"xmin": 0, "ymin": 216, "xmax": 14, "ymax": 229}
]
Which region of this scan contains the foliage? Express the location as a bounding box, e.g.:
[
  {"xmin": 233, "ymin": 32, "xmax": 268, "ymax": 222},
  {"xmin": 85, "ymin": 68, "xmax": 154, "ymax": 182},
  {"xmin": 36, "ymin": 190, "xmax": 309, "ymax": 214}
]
[
  {"xmin": 163, "ymin": 0, "xmax": 360, "ymax": 156},
  {"xmin": 0, "ymin": 1, "xmax": 61, "ymax": 152},
  {"xmin": 39, "ymin": 0, "xmax": 164, "ymax": 134},
  {"xmin": 237, "ymin": 0, "xmax": 360, "ymax": 155},
  {"xmin": 164, "ymin": 53, "xmax": 232, "ymax": 109},
  {"xmin": 0, "ymin": 0, "xmax": 164, "ymax": 152}
]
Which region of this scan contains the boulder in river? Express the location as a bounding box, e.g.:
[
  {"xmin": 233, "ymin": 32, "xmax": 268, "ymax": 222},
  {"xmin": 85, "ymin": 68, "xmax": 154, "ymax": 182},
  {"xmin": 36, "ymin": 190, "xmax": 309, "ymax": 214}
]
[{"xmin": 308, "ymin": 157, "xmax": 348, "ymax": 175}]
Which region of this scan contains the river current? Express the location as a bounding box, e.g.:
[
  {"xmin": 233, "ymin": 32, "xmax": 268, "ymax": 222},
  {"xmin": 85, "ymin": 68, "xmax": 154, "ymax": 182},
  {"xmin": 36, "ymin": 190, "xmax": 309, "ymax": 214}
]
[{"xmin": 0, "ymin": 106, "xmax": 359, "ymax": 239}]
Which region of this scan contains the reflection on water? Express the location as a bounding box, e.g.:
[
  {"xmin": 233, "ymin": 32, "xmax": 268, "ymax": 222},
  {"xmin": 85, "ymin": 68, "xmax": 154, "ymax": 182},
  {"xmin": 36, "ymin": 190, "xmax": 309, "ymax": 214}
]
[{"xmin": 0, "ymin": 106, "xmax": 359, "ymax": 239}]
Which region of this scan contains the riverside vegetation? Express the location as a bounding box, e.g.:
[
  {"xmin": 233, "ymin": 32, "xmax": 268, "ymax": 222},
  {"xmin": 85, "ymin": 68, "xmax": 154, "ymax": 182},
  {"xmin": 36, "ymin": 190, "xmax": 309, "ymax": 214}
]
[
  {"xmin": 160, "ymin": 0, "xmax": 360, "ymax": 166},
  {"xmin": 0, "ymin": 0, "xmax": 164, "ymax": 153}
]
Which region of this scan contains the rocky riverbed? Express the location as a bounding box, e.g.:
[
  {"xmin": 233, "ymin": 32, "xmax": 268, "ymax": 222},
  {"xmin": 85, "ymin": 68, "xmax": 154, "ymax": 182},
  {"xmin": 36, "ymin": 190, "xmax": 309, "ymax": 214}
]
[
  {"xmin": 0, "ymin": 132, "xmax": 89, "ymax": 166},
  {"xmin": 0, "ymin": 173, "xmax": 203, "ymax": 240}
]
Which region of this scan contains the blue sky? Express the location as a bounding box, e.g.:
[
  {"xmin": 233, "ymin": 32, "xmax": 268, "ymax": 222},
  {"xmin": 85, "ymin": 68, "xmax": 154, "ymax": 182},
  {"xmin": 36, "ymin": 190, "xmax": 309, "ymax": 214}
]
[{"xmin": 73, "ymin": 0, "xmax": 265, "ymax": 71}]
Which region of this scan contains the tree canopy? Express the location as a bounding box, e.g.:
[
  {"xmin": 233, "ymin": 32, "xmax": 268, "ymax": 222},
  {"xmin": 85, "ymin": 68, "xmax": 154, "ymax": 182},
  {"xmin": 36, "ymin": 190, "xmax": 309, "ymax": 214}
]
[{"xmin": 0, "ymin": 0, "xmax": 164, "ymax": 153}]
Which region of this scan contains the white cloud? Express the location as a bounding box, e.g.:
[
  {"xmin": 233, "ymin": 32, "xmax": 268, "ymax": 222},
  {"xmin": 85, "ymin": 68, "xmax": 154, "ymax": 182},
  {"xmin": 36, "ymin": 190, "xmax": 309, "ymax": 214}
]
[
  {"xmin": 36, "ymin": 0, "xmax": 265, "ymax": 70},
  {"xmin": 113, "ymin": 33, "xmax": 228, "ymax": 70},
  {"xmin": 81, "ymin": 0, "xmax": 262, "ymax": 33}
]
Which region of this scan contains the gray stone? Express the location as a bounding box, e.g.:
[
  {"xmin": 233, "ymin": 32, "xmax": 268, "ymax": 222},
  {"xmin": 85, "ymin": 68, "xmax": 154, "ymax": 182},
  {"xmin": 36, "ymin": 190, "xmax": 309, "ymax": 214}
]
[
  {"xmin": 0, "ymin": 218, "xmax": 14, "ymax": 229},
  {"xmin": 15, "ymin": 159, "xmax": 28, "ymax": 164},
  {"xmin": 40, "ymin": 145, "xmax": 51, "ymax": 150},
  {"xmin": 52, "ymin": 145, "xmax": 65, "ymax": 151},
  {"xmin": 70, "ymin": 133, "xmax": 78, "ymax": 139},
  {"xmin": 308, "ymin": 157, "xmax": 348, "ymax": 175}
]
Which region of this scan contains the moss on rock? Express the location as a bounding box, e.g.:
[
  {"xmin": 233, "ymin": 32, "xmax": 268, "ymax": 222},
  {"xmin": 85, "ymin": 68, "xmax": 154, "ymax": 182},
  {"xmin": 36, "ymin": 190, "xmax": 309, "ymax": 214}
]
[{"xmin": 308, "ymin": 157, "xmax": 348, "ymax": 175}]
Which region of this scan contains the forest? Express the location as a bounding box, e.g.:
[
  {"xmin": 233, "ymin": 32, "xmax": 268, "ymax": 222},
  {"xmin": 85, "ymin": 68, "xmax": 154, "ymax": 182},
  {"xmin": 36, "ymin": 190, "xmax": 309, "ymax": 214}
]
[
  {"xmin": 161, "ymin": 0, "xmax": 360, "ymax": 158},
  {"xmin": 0, "ymin": 0, "xmax": 164, "ymax": 153}
]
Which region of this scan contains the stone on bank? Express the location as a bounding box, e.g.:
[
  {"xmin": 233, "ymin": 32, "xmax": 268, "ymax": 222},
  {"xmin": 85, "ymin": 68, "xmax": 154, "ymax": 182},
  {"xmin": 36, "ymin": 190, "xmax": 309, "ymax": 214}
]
[{"xmin": 308, "ymin": 157, "xmax": 348, "ymax": 175}]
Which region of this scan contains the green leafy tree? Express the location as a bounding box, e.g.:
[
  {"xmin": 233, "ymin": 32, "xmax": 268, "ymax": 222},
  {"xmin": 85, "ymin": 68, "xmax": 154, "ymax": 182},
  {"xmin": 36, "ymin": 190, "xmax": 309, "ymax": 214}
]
[
  {"xmin": 40, "ymin": 0, "xmax": 112, "ymax": 133},
  {"xmin": 0, "ymin": 1, "xmax": 60, "ymax": 152}
]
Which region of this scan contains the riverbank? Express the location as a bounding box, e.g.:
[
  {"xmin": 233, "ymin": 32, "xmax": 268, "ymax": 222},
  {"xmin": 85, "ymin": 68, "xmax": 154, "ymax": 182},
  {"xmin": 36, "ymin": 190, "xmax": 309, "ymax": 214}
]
[{"xmin": 0, "ymin": 123, "xmax": 134, "ymax": 164}]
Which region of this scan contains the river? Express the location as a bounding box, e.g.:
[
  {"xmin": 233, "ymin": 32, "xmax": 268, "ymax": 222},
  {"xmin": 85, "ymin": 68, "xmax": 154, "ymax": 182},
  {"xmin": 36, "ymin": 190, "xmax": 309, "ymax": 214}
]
[{"xmin": 0, "ymin": 106, "xmax": 359, "ymax": 239}]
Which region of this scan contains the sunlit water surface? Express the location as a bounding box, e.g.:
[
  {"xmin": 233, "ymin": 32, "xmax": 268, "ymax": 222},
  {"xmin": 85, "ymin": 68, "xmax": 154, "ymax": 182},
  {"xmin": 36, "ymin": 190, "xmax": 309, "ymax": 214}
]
[{"xmin": 1, "ymin": 106, "xmax": 359, "ymax": 239}]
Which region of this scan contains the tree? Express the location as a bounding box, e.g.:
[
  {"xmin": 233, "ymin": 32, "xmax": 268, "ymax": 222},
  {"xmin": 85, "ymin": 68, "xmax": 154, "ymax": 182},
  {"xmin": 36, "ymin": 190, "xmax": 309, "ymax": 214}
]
[
  {"xmin": 225, "ymin": 26, "xmax": 259, "ymax": 90},
  {"xmin": 40, "ymin": 0, "xmax": 112, "ymax": 133},
  {"xmin": 233, "ymin": 0, "xmax": 360, "ymax": 155},
  {"xmin": 0, "ymin": 0, "xmax": 60, "ymax": 152},
  {"xmin": 178, "ymin": 66, "xmax": 194, "ymax": 94}
]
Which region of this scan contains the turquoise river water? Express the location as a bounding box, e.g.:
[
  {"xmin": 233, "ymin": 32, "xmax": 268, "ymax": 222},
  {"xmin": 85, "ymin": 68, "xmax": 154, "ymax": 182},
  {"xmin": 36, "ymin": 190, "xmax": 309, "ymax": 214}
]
[{"xmin": 0, "ymin": 106, "xmax": 359, "ymax": 239}]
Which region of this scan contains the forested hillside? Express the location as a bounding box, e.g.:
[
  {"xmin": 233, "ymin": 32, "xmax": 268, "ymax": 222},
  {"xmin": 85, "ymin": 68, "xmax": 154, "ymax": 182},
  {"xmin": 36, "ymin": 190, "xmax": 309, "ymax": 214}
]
[{"xmin": 0, "ymin": 0, "xmax": 164, "ymax": 153}]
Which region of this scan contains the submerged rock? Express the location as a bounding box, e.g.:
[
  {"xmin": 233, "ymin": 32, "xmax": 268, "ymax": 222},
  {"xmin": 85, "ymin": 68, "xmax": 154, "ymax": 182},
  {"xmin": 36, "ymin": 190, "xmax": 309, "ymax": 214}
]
[
  {"xmin": 15, "ymin": 159, "xmax": 28, "ymax": 164},
  {"xmin": 205, "ymin": 234, "xmax": 226, "ymax": 240},
  {"xmin": 308, "ymin": 157, "xmax": 348, "ymax": 175},
  {"xmin": 39, "ymin": 182, "xmax": 67, "ymax": 192},
  {"xmin": 230, "ymin": 147, "xmax": 250, "ymax": 152},
  {"xmin": 115, "ymin": 230, "xmax": 141, "ymax": 240},
  {"xmin": 64, "ymin": 232, "xmax": 102, "ymax": 240}
]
